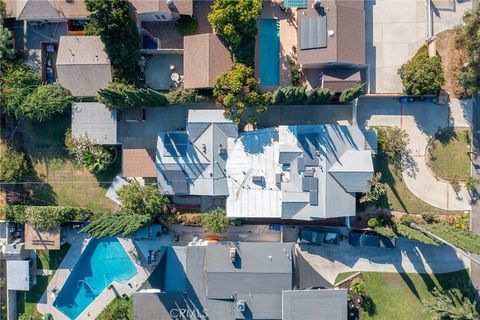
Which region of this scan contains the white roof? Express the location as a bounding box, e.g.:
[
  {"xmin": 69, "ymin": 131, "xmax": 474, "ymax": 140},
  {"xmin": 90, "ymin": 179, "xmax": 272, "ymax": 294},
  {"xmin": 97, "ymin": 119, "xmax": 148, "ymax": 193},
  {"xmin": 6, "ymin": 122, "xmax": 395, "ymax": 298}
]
[{"xmin": 7, "ymin": 260, "xmax": 30, "ymax": 291}]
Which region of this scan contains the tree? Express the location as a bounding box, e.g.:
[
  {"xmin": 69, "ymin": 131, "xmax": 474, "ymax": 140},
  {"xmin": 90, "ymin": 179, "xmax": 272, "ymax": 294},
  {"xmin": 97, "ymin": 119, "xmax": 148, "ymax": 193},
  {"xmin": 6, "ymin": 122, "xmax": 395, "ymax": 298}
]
[
  {"xmin": 65, "ymin": 129, "xmax": 111, "ymax": 173},
  {"xmin": 465, "ymin": 176, "xmax": 479, "ymax": 193},
  {"xmin": 425, "ymin": 287, "xmax": 479, "ymax": 320},
  {"xmin": 0, "ymin": 24, "xmax": 15, "ymax": 61},
  {"xmin": 377, "ymin": 127, "xmax": 409, "ymax": 171},
  {"xmin": 0, "ymin": 66, "xmax": 38, "ymax": 117},
  {"xmin": 117, "ymin": 181, "xmax": 169, "ymax": 218},
  {"xmin": 0, "ymin": 143, "xmax": 28, "ymax": 182},
  {"xmin": 455, "ymin": 4, "xmax": 480, "ymax": 96},
  {"xmin": 398, "ymin": 45, "xmax": 445, "ymax": 96},
  {"xmin": 98, "ymin": 83, "xmax": 167, "ymax": 111},
  {"xmin": 339, "ymin": 83, "xmax": 366, "ymax": 103},
  {"xmin": 85, "ymin": 0, "xmax": 140, "ymax": 82},
  {"xmin": 18, "ymin": 314, "xmax": 36, "ymax": 320},
  {"xmin": 360, "ymin": 172, "xmax": 387, "ymax": 204},
  {"xmin": 21, "ymin": 84, "xmax": 73, "ymax": 121},
  {"xmin": 0, "ymin": 277, "xmax": 5, "ymax": 288},
  {"xmin": 81, "ymin": 212, "xmax": 153, "ymax": 238},
  {"xmin": 202, "ymin": 208, "xmax": 233, "ymax": 233},
  {"xmin": 213, "ymin": 63, "xmax": 267, "ymax": 124},
  {"xmin": 208, "ymin": 0, "xmax": 262, "ymax": 65},
  {"xmin": 175, "ymin": 16, "xmax": 198, "ymax": 35},
  {"xmin": 271, "ymin": 86, "xmax": 334, "ymax": 105}
]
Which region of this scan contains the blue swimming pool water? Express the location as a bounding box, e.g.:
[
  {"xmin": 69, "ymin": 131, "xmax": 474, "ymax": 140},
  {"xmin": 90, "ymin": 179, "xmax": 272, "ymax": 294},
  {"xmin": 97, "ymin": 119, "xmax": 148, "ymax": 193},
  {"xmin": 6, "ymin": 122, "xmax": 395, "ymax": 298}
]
[
  {"xmin": 259, "ymin": 19, "xmax": 280, "ymax": 86},
  {"xmin": 53, "ymin": 237, "xmax": 137, "ymax": 319}
]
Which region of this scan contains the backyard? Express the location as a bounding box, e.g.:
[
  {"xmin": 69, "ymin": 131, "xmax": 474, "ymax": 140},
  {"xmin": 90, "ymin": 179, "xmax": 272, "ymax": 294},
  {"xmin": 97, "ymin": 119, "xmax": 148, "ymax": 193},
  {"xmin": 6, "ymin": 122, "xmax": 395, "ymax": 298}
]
[
  {"xmin": 13, "ymin": 113, "xmax": 120, "ymax": 212},
  {"xmin": 427, "ymin": 128, "xmax": 471, "ymax": 181},
  {"xmin": 17, "ymin": 244, "xmax": 71, "ymax": 318},
  {"xmin": 96, "ymin": 297, "xmax": 133, "ymax": 320},
  {"xmin": 335, "ymin": 270, "xmax": 475, "ymax": 320}
]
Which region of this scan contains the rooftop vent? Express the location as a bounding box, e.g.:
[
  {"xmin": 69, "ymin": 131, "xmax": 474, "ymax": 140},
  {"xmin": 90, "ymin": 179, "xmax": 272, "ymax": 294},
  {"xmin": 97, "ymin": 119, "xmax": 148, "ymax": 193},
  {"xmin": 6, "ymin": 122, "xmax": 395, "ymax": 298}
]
[
  {"xmin": 202, "ymin": 144, "xmax": 207, "ymax": 154},
  {"xmin": 229, "ymin": 247, "xmax": 236, "ymax": 263},
  {"xmin": 252, "ymin": 175, "xmax": 264, "ymax": 183},
  {"xmin": 237, "ymin": 300, "xmax": 246, "ymax": 312},
  {"xmin": 218, "ymin": 147, "xmax": 227, "ymax": 155}
]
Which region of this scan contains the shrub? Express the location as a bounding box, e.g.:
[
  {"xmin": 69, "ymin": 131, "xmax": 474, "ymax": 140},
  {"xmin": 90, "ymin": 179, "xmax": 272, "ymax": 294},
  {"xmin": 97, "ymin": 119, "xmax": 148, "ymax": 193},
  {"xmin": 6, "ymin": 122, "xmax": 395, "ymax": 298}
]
[
  {"xmin": 421, "ymin": 212, "xmax": 440, "ymax": 224},
  {"xmin": 202, "ymin": 207, "xmax": 233, "ymax": 233},
  {"xmin": 350, "ymin": 278, "xmax": 365, "ymax": 295},
  {"xmin": 65, "ymin": 129, "xmax": 112, "ymax": 173},
  {"xmin": 363, "ymin": 295, "xmax": 376, "ymax": 316},
  {"xmin": 178, "ymin": 213, "xmax": 203, "ymax": 226},
  {"xmin": 399, "ymin": 214, "xmax": 418, "ymax": 226},
  {"xmin": 165, "ymin": 88, "xmax": 205, "ymax": 105},
  {"xmin": 422, "ymin": 223, "xmax": 480, "ymax": 254},
  {"xmin": 466, "ymin": 176, "xmax": 479, "ymax": 193},
  {"xmin": 445, "ymin": 213, "xmax": 469, "ymax": 230},
  {"xmin": 374, "ymin": 226, "xmax": 397, "ymax": 238},
  {"xmin": 377, "ymin": 127, "xmax": 409, "ymax": 171},
  {"xmin": 271, "ymin": 86, "xmax": 334, "ymax": 105},
  {"xmin": 97, "ymin": 297, "xmax": 132, "ymax": 320},
  {"xmin": 175, "ymin": 16, "xmax": 198, "ymax": 35},
  {"xmin": 339, "ymin": 83, "xmax": 366, "ymax": 103},
  {"xmin": 395, "ymin": 224, "xmax": 438, "ymax": 245},
  {"xmin": 208, "ymin": 0, "xmax": 262, "ymax": 65},
  {"xmin": 0, "ymin": 143, "xmax": 28, "ymax": 182},
  {"xmin": 360, "ymin": 172, "xmax": 387, "ymax": 204},
  {"xmin": 82, "ymin": 212, "xmax": 152, "ymax": 238},
  {"xmin": 367, "ymin": 217, "xmax": 380, "ymax": 228},
  {"xmin": 398, "ymin": 45, "xmax": 445, "ymax": 95},
  {"xmin": 213, "ymin": 63, "xmax": 267, "ymax": 124},
  {"xmin": 0, "ymin": 23, "xmax": 15, "ymax": 61}
]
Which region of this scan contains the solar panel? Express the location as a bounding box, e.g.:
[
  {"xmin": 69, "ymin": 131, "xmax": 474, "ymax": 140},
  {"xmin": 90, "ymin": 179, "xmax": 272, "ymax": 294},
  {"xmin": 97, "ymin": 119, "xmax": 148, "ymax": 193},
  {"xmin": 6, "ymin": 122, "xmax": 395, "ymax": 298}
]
[
  {"xmin": 284, "ymin": 0, "xmax": 308, "ymax": 8},
  {"xmin": 300, "ymin": 16, "xmax": 327, "ymax": 50}
]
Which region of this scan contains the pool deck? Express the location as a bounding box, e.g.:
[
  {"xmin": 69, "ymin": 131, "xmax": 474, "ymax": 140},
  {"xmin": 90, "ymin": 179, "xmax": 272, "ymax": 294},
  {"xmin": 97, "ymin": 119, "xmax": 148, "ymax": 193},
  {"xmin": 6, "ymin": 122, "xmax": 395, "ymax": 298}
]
[
  {"xmin": 37, "ymin": 230, "xmax": 152, "ymax": 320},
  {"xmin": 256, "ymin": 1, "xmax": 298, "ymax": 90}
]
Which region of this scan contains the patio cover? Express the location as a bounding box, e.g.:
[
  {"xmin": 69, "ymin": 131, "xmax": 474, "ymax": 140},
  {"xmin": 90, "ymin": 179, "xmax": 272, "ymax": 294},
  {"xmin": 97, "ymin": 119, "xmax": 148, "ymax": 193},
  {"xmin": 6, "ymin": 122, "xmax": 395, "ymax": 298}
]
[{"xmin": 25, "ymin": 224, "xmax": 60, "ymax": 250}]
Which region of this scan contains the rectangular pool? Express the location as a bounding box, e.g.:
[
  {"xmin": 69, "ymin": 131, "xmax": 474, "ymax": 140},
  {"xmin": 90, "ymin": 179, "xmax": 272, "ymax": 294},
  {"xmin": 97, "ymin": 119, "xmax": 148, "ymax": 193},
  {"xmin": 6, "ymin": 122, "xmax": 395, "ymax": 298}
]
[
  {"xmin": 53, "ymin": 237, "xmax": 137, "ymax": 319},
  {"xmin": 259, "ymin": 19, "xmax": 280, "ymax": 86}
]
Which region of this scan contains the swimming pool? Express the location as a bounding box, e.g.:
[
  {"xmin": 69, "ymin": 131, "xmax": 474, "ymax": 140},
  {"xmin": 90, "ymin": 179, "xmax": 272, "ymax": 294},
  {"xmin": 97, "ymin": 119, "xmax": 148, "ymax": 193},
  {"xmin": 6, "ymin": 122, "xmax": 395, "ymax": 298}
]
[
  {"xmin": 259, "ymin": 19, "xmax": 280, "ymax": 86},
  {"xmin": 53, "ymin": 237, "xmax": 137, "ymax": 319}
]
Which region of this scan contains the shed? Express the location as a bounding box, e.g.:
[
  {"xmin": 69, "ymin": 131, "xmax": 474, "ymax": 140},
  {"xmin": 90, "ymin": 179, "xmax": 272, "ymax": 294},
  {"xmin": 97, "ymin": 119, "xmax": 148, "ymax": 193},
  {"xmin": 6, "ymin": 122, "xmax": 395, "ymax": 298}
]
[
  {"xmin": 7, "ymin": 260, "xmax": 32, "ymax": 291},
  {"xmin": 71, "ymin": 102, "xmax": 117, "ymax": 145}
]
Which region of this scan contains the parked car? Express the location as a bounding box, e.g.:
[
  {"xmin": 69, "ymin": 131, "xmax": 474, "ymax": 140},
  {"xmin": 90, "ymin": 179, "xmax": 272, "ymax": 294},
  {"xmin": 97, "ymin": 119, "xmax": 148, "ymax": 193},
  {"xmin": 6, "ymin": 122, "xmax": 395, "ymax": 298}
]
[
  {"xmin": 299, "ymin": 228, "xmax": 340, "ymax": 246},
  {"xmin": 349, "ymin": 230, "xmax": 396, "ymax": 248}
]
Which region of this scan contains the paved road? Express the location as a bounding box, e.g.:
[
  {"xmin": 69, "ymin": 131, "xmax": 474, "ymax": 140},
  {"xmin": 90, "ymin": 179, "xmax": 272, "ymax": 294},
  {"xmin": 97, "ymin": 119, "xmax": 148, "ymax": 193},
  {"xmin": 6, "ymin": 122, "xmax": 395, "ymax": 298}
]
[
  {"xmin": 470, "ymin": 95, "xmax": 480, "ymax": 290},
  {"xmin": 298, "ymin": 239, "xmax": 468, "ymax": 284}
]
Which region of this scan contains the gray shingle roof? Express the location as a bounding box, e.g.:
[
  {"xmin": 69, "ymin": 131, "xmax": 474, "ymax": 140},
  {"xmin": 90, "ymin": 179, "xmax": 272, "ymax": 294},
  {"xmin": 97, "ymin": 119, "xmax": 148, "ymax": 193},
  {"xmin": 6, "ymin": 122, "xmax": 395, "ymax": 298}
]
[
  {"xmin": 282, "ymin": 289, "xmax": 348, "ymax": 320},
  {"xmin": 17, "ymin": 0, "xmax": 61, "ymax": 20},
  {"xmin": 71, "ymin": 102, "xmax": 117, "ymax": 145}
]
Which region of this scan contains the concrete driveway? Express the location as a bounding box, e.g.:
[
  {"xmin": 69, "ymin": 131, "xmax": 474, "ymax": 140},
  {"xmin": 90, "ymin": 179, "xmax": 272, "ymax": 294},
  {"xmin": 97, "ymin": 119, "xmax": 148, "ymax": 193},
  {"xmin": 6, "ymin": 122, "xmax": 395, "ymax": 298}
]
[
  {"xmin": 298, "ymin": 238, "xmax": 468, "ymax": 284},
  {"xmin": 357, "ymin": 96, "xmax": 472, "ymax": 211},
  {"xmin": 366, "ymin": 0, "xmax": 472, "ymax": 93}
]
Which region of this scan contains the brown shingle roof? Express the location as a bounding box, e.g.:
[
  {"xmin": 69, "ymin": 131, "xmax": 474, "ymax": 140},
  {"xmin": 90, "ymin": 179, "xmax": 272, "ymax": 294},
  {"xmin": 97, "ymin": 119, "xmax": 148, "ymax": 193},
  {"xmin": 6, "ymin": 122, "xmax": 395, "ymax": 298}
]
[
  {"xmin": 122, "ymin": 149, "xmax": 157, "ymax": 178},
  {"xmin": 6, "ymin": 0, "xmax": 88, "ymax": 19},
  {"xmin": 183, "ymin": 33, "xmax": 233, "ymax": 89},
  {"xmin": 130, "ymin": 0, "xmax": 193, "ymax": 16},
  {"xmin": 56, "ymin": 36, "xmax": 112, "ymax": 97},
  {"xmin": 297, "ymin": 0, "xmax": 365, "ymax": 68}
]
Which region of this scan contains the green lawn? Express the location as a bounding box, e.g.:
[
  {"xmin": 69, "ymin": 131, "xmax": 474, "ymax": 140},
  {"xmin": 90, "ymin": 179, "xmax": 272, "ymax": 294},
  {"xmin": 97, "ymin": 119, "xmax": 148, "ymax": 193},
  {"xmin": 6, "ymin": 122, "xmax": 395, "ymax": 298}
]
[
  {"xmin": 336, "ymin": 270, "xmax": 474, "ymax": 320},
  {"xmin": 17, "ymin": 113, "xmax": 120, "ymax": 212},
  {"xmin": 427, "ymin": 128, "xmax": 471, "ymax": 181},
  {"xmin": 375, "ymin": 155, "xmax": 455, "ymax": 214},
  {"xmin": 96, "ymin": 297, "xmax": 133, "ymax": 320},
  {"xmin": 18, "ymin": 243, "xmax": 71, "ymax": 318},
  {"xmin": 36, "ymin": 243, "xmax": 71, "ymax": 270},
  {"xmin": 334, "ymin": 272, "xmax": 357, "ymax": 285}
]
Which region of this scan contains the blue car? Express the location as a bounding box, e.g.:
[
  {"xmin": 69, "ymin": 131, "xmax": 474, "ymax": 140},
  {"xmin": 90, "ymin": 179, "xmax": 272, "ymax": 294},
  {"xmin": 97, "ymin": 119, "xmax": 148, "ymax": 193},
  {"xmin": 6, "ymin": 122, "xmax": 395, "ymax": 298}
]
[{"xmin": 299, "ymin": 228, "xmax": 340, "ymax": 246}]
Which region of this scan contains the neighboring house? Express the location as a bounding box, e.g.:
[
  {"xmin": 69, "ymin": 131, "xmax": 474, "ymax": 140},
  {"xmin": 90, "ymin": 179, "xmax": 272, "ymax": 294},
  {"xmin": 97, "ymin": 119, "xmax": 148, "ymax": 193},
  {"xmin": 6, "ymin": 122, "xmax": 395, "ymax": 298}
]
[
  {"xmin": 226, "ymin": 125, "xmax": 377, "ymax": 221},
  {"xmin": 156, "ymin": 110, "xmax": 238, "ymax": 198},
  {"xmin": 4, "ymin": 0, "xmax": 88, "ymax": 21},
  {"xmin": 130, "ymin": 0, "xmax": 193, "ymax": 22},
  {"xmin": 183, "ymin": 33, "xmax": 233, "ymax": 89},
  {"xmin": 71, "ymin": 102, "xmax": 117, "ymax": 145},
  {"xmin": 56, "ymin": 36, "xmax": 112, "ymax": 97},
  {"xmin": 133, "ymin": 242, "xmax": 347, "ymax": 320},
  {"xmin": 297, "ymin": 0, "xmax": 366, "ymax": 91}
]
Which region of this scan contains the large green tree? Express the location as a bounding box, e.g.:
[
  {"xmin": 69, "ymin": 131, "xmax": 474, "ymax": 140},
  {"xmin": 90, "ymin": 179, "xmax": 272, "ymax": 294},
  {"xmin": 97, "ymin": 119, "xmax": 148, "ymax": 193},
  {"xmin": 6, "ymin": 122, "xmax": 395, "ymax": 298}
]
[
  {"xmin": 0, "ymin": 143, "xmax": 28, "ymax": 182},
  {"xmin": 213, "ymin": 63, "xmax": 267, "ymax": 124},
  {"xmin": 98, "ymin": 82, "xmax": 167, "ymax": 110},
  {"xmin": 85, "ymin": 0, "xmax": 140, "ymax": 82},
  {"xmin": 0, "ymin": 66, "xmax": 38, "ymax": 117},
  {"xmin": 202, "ymin": 208, "xmax": 234, "ymax": 233},
  {"xmin": 398, "ymin": 45, "xmax": 445, "ymax": 96},
  {"xmin": 455, "ymin": 4, "xmax": 480, "ymax": 96},
  {"xmin": 0, "ymin": 24, "xmax": 15, "ymax": 61},
  {"xmin": 21, "ymin": 84, "xmax": 73, "ymax": 121},
  {"xmin": 208, "ymin": 0, "xmax": 262, "ymax": 65},
  {"xmin": 425, "ymin": 287, "xmax": 479, "ymax": 320}
]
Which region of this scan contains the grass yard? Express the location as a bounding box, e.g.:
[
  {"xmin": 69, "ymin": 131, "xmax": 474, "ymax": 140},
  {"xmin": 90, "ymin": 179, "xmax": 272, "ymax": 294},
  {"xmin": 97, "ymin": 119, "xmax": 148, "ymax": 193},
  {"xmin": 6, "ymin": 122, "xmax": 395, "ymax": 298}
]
[
  {"xmin": 375, "ymin": 155, "xmax": 454, "ymax": 214},
  {"xmin": 36, "ymin": 243, "xmax": 71, "ymax": 270},
  {"xmin": 335, "ymin": 270, "xmax": 474, "ymax": 320},
  {"xmin": 16, "ymin": 112, "xmax": 120, "ymax": 212},
  {"xmin": 96, "ymin": 297, "xmax": 133, "ymax": 320},
  {"xmin": 427, "ymin": 128, "xmax": 471, "ymax": 181},
  {"xmin": 334, "ymin": 271, "xmax": 357, "ymax": 285}
]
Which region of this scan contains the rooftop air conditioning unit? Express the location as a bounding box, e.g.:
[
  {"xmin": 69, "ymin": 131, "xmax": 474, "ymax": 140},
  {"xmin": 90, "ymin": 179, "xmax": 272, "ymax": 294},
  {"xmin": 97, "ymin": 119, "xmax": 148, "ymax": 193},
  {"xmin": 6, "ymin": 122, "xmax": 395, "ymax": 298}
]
[
  {"xmin": 252, "ymin": 175, "xmax": 264, "ymax": 183},
  {"xmin": 237, "ymin": 300, "xmax": 246, "ymax": 312}
]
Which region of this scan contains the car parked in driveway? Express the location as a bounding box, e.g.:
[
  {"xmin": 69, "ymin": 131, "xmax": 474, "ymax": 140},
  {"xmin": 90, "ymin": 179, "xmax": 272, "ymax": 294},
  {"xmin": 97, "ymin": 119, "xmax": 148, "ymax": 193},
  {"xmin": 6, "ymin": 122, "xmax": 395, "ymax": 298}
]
[
  {"xmin": 349, "ymin": 230, "xmax": 396, "ymax": 248},
  {"xmin": 299, "ymin": 228, "xmax": 341, "ymax": 246}
]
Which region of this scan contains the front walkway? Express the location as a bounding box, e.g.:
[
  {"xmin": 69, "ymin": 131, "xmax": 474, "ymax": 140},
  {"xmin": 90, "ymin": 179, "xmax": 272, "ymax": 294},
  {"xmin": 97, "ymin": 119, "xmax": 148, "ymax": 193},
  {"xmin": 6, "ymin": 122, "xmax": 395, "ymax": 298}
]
[
  {"xmin": 298, "ymin": 239, "xmax": 469, "ymax": 284},
  {"xmin": 358, "ymin": 96, "xmax": 472, "ymax": 211}
]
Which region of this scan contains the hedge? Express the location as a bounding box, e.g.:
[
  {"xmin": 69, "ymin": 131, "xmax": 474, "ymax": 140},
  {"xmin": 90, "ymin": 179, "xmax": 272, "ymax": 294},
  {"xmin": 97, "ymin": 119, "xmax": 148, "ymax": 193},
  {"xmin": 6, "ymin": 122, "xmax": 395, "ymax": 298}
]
[
  {"xmin": 271, "ymin": 86, "xmax": 334, "ymax": 105},
  {"xmin": 395, "ymin": 224, "xmax": 438, "ymax": 246},
  {"xmin": 422, "ymin": 223, "xmax": 480, "ymax": 254},
  {"xmin": 2, "ymin": 205, "xmax": 93, "ymax": 230}
]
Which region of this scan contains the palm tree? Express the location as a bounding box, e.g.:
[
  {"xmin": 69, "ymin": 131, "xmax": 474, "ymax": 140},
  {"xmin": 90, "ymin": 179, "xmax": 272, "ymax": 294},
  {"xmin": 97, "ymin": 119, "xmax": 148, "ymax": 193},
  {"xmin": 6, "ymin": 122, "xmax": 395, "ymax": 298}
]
[{"xmin": 424, "ymin": 287, "xmax": 479, "ymax": 320}]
